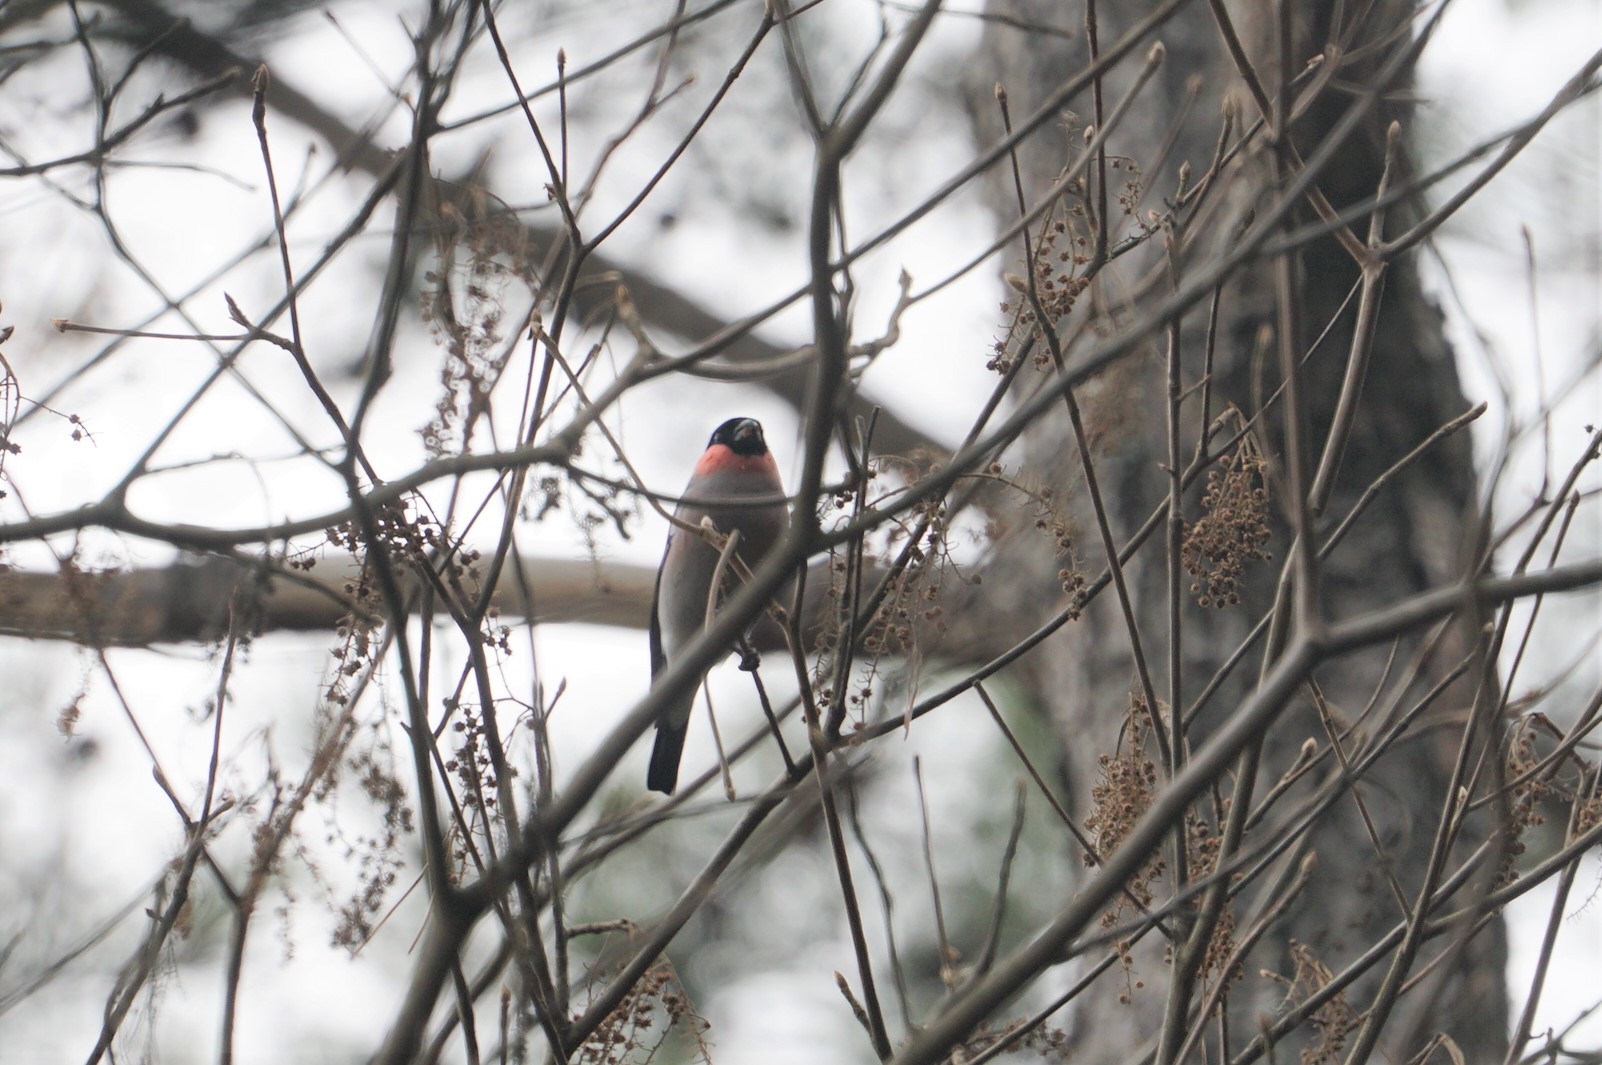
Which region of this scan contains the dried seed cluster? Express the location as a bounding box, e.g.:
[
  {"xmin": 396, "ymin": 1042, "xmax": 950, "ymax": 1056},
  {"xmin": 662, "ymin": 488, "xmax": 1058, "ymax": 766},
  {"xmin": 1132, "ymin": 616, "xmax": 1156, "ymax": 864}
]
[
  {"xmin": 1272, "ymin": 940, "xmax": 1359, "ymax": 1065},
  {"xmin": 1030, "ymin": 479, "xmax": 1090, "ymax": 613},
  {"xmin": 1578, "ymin": 776, "xmax": 1602, "ymax": 836},
  {"xmin": 958, "ymin": 1019, "xmax": 1074, "ymax": 1063},
  {"xmin": 1183, "ymin": 808, "xmax": 1244, "ymax": 993},
  {"xmin": 993, "ymin": 208, "xmax": 1092, "ymax": 373},
  {"xmin": 419, "ymin": 192, "xmax": 535, "ymax": 460},
  {"xmin": 818, "ymin": 462, "xmax": 958, "ymax": 728},
  {"xmin": 1496, "ymin": 718, "xmax": 1550, "ymax": 888},
  {"xmin": 981, "ymin": 461, "xmax": 1089, "ymax": 612},
  {"xmin": 1084, "ymin": 694, "xmax": 1163, "ymax": 923},
  {"xmin": 1183, "ymin": 433, "xmax": 1272, "ymax": 608},
  {"xmin": 577, "ymin": 961, "xmax": 709, "ymax": 1064}
]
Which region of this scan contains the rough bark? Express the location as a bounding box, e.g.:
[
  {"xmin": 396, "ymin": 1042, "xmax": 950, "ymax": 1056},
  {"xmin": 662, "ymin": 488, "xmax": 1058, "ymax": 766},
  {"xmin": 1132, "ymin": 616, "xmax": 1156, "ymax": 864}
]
[{"xmin": 965, "ymin": 0, "xmax": 1507, "ymax": 1060}]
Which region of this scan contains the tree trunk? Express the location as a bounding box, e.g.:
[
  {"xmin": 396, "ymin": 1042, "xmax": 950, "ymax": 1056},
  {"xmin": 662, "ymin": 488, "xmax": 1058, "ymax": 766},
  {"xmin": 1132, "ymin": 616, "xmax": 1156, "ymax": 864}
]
[{"xmin": 965, "ymin": 1, "xmax": 1507, "ymax": 1060}]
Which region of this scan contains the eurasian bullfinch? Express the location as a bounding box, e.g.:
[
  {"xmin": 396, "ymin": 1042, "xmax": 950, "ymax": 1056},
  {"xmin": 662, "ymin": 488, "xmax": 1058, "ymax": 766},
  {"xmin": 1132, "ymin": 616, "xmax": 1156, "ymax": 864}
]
[{"xmin": 647, "ymin": 417, "xmax": 788, "ymax": 794}]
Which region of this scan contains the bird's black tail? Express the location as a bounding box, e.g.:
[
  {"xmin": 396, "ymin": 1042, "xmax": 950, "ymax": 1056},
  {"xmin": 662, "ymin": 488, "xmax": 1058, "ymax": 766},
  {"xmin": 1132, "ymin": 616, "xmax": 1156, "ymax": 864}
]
[{"xmin": 647, "ymin": 722, "xmax": 687, "ymax": 794}]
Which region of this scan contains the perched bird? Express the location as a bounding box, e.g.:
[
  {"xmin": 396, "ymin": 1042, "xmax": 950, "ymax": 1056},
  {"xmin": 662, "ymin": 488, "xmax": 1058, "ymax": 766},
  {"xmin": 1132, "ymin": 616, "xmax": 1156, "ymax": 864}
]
[{"xmin": 648, "ymin": 417, "xmax": 788, "ymax": 794}]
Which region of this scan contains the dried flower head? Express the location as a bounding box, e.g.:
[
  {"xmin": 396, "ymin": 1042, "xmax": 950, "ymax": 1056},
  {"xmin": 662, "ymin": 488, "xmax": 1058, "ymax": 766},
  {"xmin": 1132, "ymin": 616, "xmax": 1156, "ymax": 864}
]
[{"xmin": 1183, "ymin": 425, "xmax": 1272, "ymax": 608}]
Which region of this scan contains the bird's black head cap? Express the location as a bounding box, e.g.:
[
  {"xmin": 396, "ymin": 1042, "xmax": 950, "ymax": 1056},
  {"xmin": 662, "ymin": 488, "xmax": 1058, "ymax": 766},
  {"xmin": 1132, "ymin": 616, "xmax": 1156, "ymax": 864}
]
[{"xmin": 709, "ymin": 417, "xmax": 767, "ymax": 456}]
